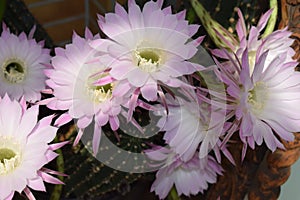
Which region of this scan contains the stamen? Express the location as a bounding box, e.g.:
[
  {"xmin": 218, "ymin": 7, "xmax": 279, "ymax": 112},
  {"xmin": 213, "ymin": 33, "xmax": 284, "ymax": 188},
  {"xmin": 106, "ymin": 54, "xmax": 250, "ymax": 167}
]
[
  {"xmin": 0, "ymin": 137, "xmax": 21, "ymax": 175},
  {"xmin": 86, "ymin": 72, "xmax": 113, "ymax": 103},
  {"xmin": 2, "ymin": 59, "xmax": 26, "ymax": 84},
  {"xmin": 133, "ymin": 42, "xmax": 164, "ymax": 73},
  {"xmin": 248, "ymin": 82, "xmax": 268, "ymax": 115},
  {"xmin": 87, "ymin": 85, "xmax": 113, "ymax": 103},
  {"xmin": 0, "ymin": 148, "xmax": 16, "ymax": 163},
  {"xmin": 248, "ymin": 51, "xmax": 256, "ymax": 75},
  {"xmin": 139, "ymin": 50, "xmax": 160, "ymax": 64}
]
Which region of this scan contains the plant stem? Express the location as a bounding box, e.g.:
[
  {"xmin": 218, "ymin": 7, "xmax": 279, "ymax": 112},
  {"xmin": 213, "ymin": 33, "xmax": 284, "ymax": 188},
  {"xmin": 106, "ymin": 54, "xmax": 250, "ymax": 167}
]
[
  {"xmin": 50, "ymin": 139, "xmax": 65, "ymax": 200},
  {"xmin": 262, "ymin": 0, "xmax": 278, "ymax": 38},
  {"xmin": 0, "ymin": 0, "xmax": 6, "ymax": 21},
  {"xmin": 167, "ymin": 187, "xmax": 181, "ymax": 200},
  {"xmin": 190, "ymin": 0, "xmax": 237, "ymax": 50}
]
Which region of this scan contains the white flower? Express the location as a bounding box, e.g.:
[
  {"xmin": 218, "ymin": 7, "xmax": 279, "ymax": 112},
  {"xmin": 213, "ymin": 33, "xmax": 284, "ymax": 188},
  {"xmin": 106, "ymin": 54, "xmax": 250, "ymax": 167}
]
[
  {"xmin": 46, "ymin": 30, "xmax": 123, "ymax": 155},
  {"xmin": 215, "ymin": 48, "xmax": 300, "ymax": 153},
  {"xmin": 91, "ymin": 0, "xmax": 204, "ymax": 104},
  {"xmin": 0, "ymin": 24, "xmax": 51, "ymax": 102},
  {"xmin": 155, "ymin": 91, "xmax": 226, "ymax": 161},
  {"xmin": 146, "ymin": 147, "xmax": 222, "ymax": 199},
  {"xmin": 0, "ymin": 94, "xmax": 65, "ymax": 199}
]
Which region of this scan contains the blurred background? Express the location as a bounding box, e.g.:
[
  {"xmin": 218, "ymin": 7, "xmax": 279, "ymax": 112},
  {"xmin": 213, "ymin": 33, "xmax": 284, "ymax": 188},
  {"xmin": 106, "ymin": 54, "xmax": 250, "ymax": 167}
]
[
  {"xmin": 23, "ymin": 0, "xmax": 127, "ymax": 46},
  {"xmin": 22, "ymin": 0, "xmax": 266, "ymax": 46}
]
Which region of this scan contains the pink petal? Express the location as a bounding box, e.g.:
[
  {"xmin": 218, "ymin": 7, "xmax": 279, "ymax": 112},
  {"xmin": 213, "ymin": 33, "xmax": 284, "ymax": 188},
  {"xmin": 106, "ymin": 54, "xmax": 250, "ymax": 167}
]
[
  {"xmin": 126, "ymin": 68, "xmax": 149, "ymax": 87},
  {"xmin": 37, "ymin": 97, "xmax": 56, "ymax": 106},
  {"xmin": 95, "ymin": 111, "xmax": 109, "ymax": 126},
  {"xmin": 17, "ymin": 105, "xmax": 39, "ymax": 136},
  {"xmin": 112, "ymin": 81, "xmax": 131, "ymax": 97},
  {"xmin": 41, "ymin": 89, "xmax": 53, "ymax": 94},
  {"xmin": 240, "ymin": 49, "xmax": 252, "ymax": 89},
  {"xmin": 84, "ymin": 27, "xmax": 94, "ymax": 39},
  {"xmin": 188, "ymin": 35, "xmax": 204, "ymax": 47},
  {"xmin": 188, "ymin": 25, "xmax": 200, "ymax": 37},
  {"xmin": 36, "ymin": 114, "xmax": 54, "ymax": 127},
  {"xmin": 45, "ymin": 150, "xmax": 58, "ymax": 162},
  {"xmin": 54, "ymin": 113, "xmax": 73, "ymax": 127},
  {"xmin": 143, "ymin": 1, "xmax": 159, "ymax": 16},
  {"xmin": 28, "ymin": 25, "xmax": 36, "ymax": 39},
  {"xmin": 109, "ymin": 60, "xmax": 134, "ymax": 80},
  {"xmin": 23, "ymin": 187, "xmax": 36, "ymax": 200},
  {"xmin": 241, "ymin": 143, "xmax": 247, "ymax": 161},
  {"xmin": 162, "ymin": 6, "xmax": 172, "ymax": 15},
  {"xmin": 49, "ymin": 141, "xmax": 69, "ymax": 151},
  {"xmin": 92, "ymin": 124, "xmax": 102, "ymax": 156},
  {"xmin": 27, "ymin": 177, "xmax": 46, "ymax": 192},
  {"xmin": 157, "ymin": 0, "xmax": 163, "ymax": 8},
  {"xmin": 41, "ymin": 168, "xmax": 67, "ymax": 177},
  {"xmin": 140, "ymin": 80, "xmax": 158, "ymax": 101},
  {"xmin": 221, "ymin": 146, "xmax": 236, "ymax": 165},
  {"xmin": 115, "ymin": 3, "xmax": 128, "ymax": 19},
  {"xmin": 19, "ymin": 96, "xmax": 27, "ymax": 111},
  {"xmin": 109, "ymin": 116, "xmax": 119, "ymax": 131},
  {"xmin": 127, "ymin": 88, "xmax": 140, "ymax": 122},
  {"xmin": 236, "ymin": 9, "xmax": 247, "ymax": 41},
  {"xmin": 257, "ymin": 9, "xmax": 273, "ymax": 32},
  {"xmin": 252, "ymin": 50, "xmax": 269, "ymax": 82},
  {"xmin": 176, "ymin": 10, "xmax": 186, "ymax": 20},
  {"xmin": 29, "ymin": 125, "xmax": 57, "ymax": 143},
  {"xmin": 128, "ymin": 0, "xmax": 144, "ymax": 29},
  {"xmin": 94, "ymin": 75, "xmax": 115, "ymax": 86},
  {"xmin": 74, "ymin": 129, "xmax": 83, "ymax": 146},
  {"xmin": 39, "ymin": 171, "xmax": 64, "ymax": 185},
  {"xmin": 77, "ymin": 115, "xmax": 93, "ymax": 129}
]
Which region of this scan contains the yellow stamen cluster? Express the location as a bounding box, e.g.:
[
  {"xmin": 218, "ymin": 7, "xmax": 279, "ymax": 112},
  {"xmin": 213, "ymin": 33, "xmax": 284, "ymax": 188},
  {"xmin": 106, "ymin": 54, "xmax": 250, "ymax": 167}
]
[
  {"xmin": 2, "ymin": 58, "xmax": 27, "ymax": 84},
  {"xmin": 86, "ymin": 73, "xmax": 113, "ymax": 104},
  {"xmin": 133, "ymin": 41, "xmax": 164, "ymax": 73},
  {"xmin": 0, "ymin": 136, "xmax": 21, "ymax": 175},
  {"xmin": 248, "ymin": 82, "xmax": 268, "ymax": 115}
]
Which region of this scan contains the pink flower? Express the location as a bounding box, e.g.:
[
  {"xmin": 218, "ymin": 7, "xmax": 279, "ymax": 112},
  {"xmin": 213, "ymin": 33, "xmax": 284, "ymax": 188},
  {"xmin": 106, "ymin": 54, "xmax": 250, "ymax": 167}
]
[
  {"xmin": 155, "ymin": 90, "xmax": 226, "ymax": 162},
  {"xmin": 211, "ymin": 9, "xmax": 300, "ymax": 155},
  {"xmin": 0, "ymin": 94, "xmax": 65, "ymax": 200},
  {"xmin": 146, "ymin": 147, "xmax": 222, "ymax": 199},
  {"xmin": 45, "ymin": 29, "xmax": 123, "ymax": 155},
  {"xmin": 215, "ymin": 47, "xmax": 300, "ymax": 153},
  {"xmin": 0, "ymin": 24, "xmax": 51, "ymax": 102},
  {"xmin": 91, "ymin": 0, "xmax": 204, "ymax": 105},
  {"xmin": 213, "ymin": 9, "xmax": 295, "ymax": 75}
]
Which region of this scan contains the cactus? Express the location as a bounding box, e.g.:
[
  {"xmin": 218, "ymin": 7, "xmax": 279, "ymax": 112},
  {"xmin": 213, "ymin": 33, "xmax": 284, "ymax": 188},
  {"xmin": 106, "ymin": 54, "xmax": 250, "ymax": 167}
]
[
  {"xmin": 0, "ymin": 0, "xmax": 6, "ymax": 21},
  {"xmin": 188, "ymin": 0, "xmax": 264, "ymax": 49},
  {"xmin": 63, "ymin": 109, "xmax": 162, "ymax": 199}
]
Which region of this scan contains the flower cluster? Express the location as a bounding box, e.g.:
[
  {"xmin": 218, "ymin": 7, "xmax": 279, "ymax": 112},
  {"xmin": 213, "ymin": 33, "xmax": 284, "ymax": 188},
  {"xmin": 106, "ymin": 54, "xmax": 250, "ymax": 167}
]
[
  {"xmin": 0, "ymin": 0, "xmax": 299, "ymax": 199},
  {"xmin": 44, "ymin": 0, "xmax": 227, "ymax": 198},
  {"xmin": 0, "ymin": 25, "xmax": 65, "ymax": 199},
  {"xmin": 212, "ymin": 8, "xmax": 300, "ymax": 157}
]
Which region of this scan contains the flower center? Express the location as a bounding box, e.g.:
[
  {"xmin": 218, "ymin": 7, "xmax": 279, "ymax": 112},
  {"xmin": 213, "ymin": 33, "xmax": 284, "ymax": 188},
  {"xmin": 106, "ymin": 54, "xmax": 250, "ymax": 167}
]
[
  {"xmin": 139, "ymin": 50, "xmax": 160, "ymax": 63},
  {"xmin": 248, "ymin": 51, "xmax": 256, "ymax": 75},
  {"xmin": 0, "ymin": 148, "xmax": 16, "ymax": 162},
  {"xmin": 0, "ymin": 137, "xmax": 21, "ymax": 175},
  {"xmin": 134, "ymin": 48, "xmax": 162, "ymax": 73},
  {"xmin": 2, "ymin": 59, "xmax": 26, "ymax": 84},
  {"xmin": 86, "ymin": 73, "xmax": 113, "ymax": 104},
  {"xmin": 247, "ymin": 82, "xmax": 268, "ymax": 115}
]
